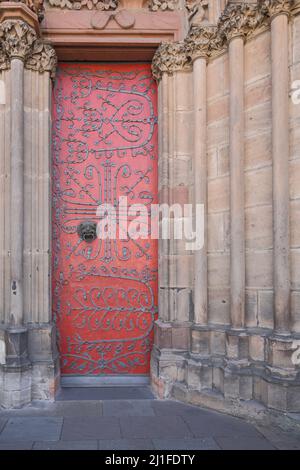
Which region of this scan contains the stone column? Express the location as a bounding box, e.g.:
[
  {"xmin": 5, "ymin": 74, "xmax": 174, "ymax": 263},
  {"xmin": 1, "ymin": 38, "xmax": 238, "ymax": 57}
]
[
  {"xmin": 270, "ymin": 4, "xmax": 291, "ymax": 334},
  {"xmin": 157, "ymin": 72, "xmax": 170, "ymax": 325},
  {"xmin": 186, "ymin": 25, "xmax": 217, "ymax": 328},
  {"xmin": 180, "ymin": 28, "xmax": 217, "ymax": 370},
  {"xmin": 193, "ymin": 55, "xmax": 208, "ymax": 327},
  {"xmin": 0, "ymin": 18, "xmax": 36, "ymax": 329},
  {"xmin": 228, "ymin": 34, "xmax": 245, "ymax": 330},
  {"xmin": 151, "ymin": 41, "xmax": 193, "ymax": 398},
  {"xmin": 10, "ymin": 57, "xmax": 25, "ymax": 326},
  {"xmin": 0, "ymin": 16, "xmax": 36, "ymax": 408},
  {"xmin": 0, "ymin": 3, "xmax": 57, "ymax": 408}
]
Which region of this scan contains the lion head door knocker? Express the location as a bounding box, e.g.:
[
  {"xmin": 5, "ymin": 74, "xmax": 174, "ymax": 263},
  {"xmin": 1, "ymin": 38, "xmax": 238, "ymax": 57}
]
[{"xmin": 77, "ymin": 221, "xmax": 98, "ymax": 243}]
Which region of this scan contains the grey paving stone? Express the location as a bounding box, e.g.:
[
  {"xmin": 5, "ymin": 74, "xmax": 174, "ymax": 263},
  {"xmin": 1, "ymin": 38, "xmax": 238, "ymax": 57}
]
[
  {"xmin": 99, "ymin": 439, "xmax": 154, "ymax": 450},
  {"xmin": 0, "ymin": 418, "xmax": 7, "ymax": 433},
  {"xmin": 44, "ymin": 401, "xmax": 103, "ymax": 417},
  {"xmin": 0, "ymin": 417, "xmax": 63, "ymax": 442},
  {"xmin": 120, "ymin": 415, "xmax": 192, "ymax": 439},
  {"xmin": 0, "ymin": 401, "xmax": 102, "ymax": 418},
  {"xmin": 151, "ymin": 400, "xmax": 211, "ymax": 417},
  {"xmin": 182, "ymin": 412, "xmax": 261, "ymax": 438},
  {"xmin": 33, "ymin": 440, "xmax": 98, "ymax": 450},
  {"xmin": 103, "ymin": 400, "xmax": 155, "ymax": 417},
  {"xmin": 56, "ymin": 387, "xmax": 154, "ymax": 401},
  {"xmin": 215, "ymin": 436, "xmax": 276, "ymax": 450},
  {"xmin": 256, "ymin": 425, "xmax": 300, "ymax": 450},
  {"xmin": 61, "ymin": 416, "xmax": 121, "ymax": 441},
  {"xmin": 152, "ymin": 437, "xmax": 220, "ymax": 450},
  {"xmin": 0, "ymin": 442, "xmax": 33, "ymax": 450}
]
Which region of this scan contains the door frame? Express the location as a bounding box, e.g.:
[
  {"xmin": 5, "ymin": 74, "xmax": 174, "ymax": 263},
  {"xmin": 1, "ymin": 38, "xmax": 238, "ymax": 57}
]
[{"xmin": 44, "ymin": 7, "xmax": 185, "ymax": 390}]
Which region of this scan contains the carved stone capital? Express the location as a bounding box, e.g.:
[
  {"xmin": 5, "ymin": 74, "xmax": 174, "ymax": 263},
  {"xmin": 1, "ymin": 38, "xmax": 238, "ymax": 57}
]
[
  {"xmin": 152, "ymin": 40, "xmax": 191, "ymax": 81},
  {"xmin": 292, "ymin": 0, "xmax": 300, "ymax": 16},
  {"xmin": 185, "ymin": 24, "xmax": 218, "ymax": 60},
  {"xmin": 0, "ymin": 18, "xmax": 57, "ymax": 77},
  {"xmin": 260, "ymin": 0, "xmax": 294, "ymax": 18},
  {"xmin": 218, "ymin": 2, "xmax": 269, "ymax": 43},
  {"xmin": 0, "ymin": 43, "xmax": 9, "ymax": 69},
  {"xmin": 25, "ymin": 39, "xmax": 57, "ymax": 78},
  {"xmin": 0, "ymin": 18, "xmax": 36, "ymax": 61}
]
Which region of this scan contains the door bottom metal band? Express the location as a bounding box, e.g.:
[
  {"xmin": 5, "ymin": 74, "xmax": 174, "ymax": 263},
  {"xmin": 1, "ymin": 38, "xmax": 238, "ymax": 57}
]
[{"xmin": 61, "ymin": 375, "xmax": 150, "ymax": 388}]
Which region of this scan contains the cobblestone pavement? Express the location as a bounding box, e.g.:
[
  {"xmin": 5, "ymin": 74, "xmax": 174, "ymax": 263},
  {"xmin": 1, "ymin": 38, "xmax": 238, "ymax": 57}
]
[{"xmin": 0, "ymin": 388, "xmax": 299, "ymax": 450}]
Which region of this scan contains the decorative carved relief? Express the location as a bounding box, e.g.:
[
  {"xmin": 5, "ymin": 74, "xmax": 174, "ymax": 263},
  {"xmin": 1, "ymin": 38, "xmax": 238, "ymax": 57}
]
[
  {"xmin": 46, "ymin": 0, "xmax": 118, "ymax": 10},
  {"xmin": 0, "ymin": 19, "xmax": 57, "ymax": 77},
  {"xmin": 91, "ymin": 9, "xmax": 135, "ymax": 29},
  {"xmin": 148, "ymin": 0, "xmax": 178, "ymax": 11},
  {"xmin": 152, "ymin": 40, "xmax": 192, "ymax": 81},
  {"xmin": 185, "ymin": 0, "xmax": 209, "ymax": 27}
]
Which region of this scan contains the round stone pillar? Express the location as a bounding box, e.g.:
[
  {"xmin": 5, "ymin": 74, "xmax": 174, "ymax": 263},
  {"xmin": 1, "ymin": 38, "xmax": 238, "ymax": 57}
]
[
  {"xmin": 228, "ymin": 34, "xmax": 245, "ymax": 330},
  {"xmin": 270, "ymin": 5, "xmax": 291, "ymax": 334}
]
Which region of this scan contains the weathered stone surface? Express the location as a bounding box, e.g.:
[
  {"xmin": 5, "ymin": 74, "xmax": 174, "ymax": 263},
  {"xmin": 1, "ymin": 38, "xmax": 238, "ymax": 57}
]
[
  {"xmin": 245, "ymin": 132, "xmax": 272, "ymax": 170},
  {"xmin": 207, "ymin": 176, "xmax": 230, "ymax": 212},
  {"xmin": 245, "ymin": 167, "xmax": 273, "ymax": 208},
  {"xmin": 291, "ymin": 290, "xmax": 300, "ymax": 332},
  {"xmin": 208, "ymin": 287, "xmax": 230, "ymax": 325},
  {"xmin": 245, "ymin": 30, "xmax": 271, "ymax": 82},
  {"xmin": 208, "ymin": 253, "xmax": 230, "ymax": 287},
  {"xmin": 258, "ymin": 290, "xmax": 274, "ymax": 328},
  {"xmin": 245, "ymin": 206, "xmax": 273, "ymax": 250}
]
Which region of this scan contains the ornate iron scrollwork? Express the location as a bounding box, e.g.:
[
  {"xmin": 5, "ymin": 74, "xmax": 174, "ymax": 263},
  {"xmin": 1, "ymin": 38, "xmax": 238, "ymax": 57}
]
[
  {"xmin": 52, "ymin": 64, "xmax": 158, "ymax": 376},
  {"xmin": 77, "ymin": 221, "xmax": 97, "ymax": 243}
]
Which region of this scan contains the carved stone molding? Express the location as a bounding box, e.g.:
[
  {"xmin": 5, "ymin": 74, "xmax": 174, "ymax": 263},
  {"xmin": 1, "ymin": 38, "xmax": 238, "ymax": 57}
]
[
  {"xmin": 148, "ymin": 0, "xmax": 178, "ymax": 11},
  {"xmin": 0, "ymin": 19, "xmax": 57, "ymax": 76},
  {"xmin": 46, "ymin": 0, "xmax": 118, "ymax": 10},
  {"xmin": 152, "ymin": 40, "xmax": 192, "ymax": 81},
  {"xmin": 0, "ymin": 0, "xmax": 44, "ymax": 21}
]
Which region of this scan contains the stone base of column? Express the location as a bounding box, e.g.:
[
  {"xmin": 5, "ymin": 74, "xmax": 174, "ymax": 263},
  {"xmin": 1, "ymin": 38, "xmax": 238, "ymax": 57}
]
[
  {"xmin": 28, "ymin": 324, "xmax": 60, "ymax": 401},
  {"xmin": 151, "ymin": 319, "xmax": 192, "ymax": 398},
  {"xmin": 0, "ymin": 323, "xmax": 60, "ymax": 408},
  {"xmin": 151, "ymin": 325, "xmax": 300, "ymax": 416},
  {"xmin": 0, "ymin": 327, "xmax": 32, "ymax": 408}
]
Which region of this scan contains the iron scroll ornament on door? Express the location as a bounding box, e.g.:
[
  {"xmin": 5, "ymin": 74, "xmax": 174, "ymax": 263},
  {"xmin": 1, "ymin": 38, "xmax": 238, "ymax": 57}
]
[{"xmin": 77, "ymin": 221, "xmax": 98, "ymax": 243}]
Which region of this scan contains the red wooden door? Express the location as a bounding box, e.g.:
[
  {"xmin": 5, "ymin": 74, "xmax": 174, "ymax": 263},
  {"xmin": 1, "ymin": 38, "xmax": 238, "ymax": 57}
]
[{"xmin": 52, "ymin": 64, "xmax": 158, "ymax": 378}]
